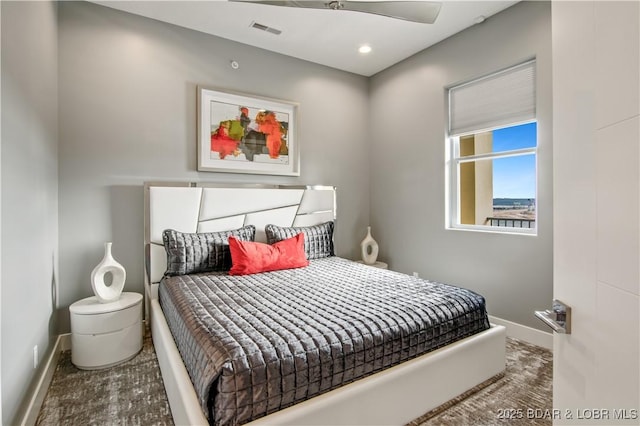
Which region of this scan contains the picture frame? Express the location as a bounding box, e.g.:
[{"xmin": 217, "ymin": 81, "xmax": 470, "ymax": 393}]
[{"xmin": 197, "ymin": 86, "xmax": 300, "ymax": 176}]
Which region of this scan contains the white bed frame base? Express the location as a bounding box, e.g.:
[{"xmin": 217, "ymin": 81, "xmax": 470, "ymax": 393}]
[{"xmin": 144, "ymin": 182, "xmax": 506, "ymax": 426}]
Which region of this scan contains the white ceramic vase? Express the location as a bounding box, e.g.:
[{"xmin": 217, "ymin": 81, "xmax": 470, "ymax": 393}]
[
  {"xmin": 91, "ymin": 242, "xmax": 126, "ymax": 303},
  {"xmin": 360, "ymin": 226, "xmax": 379, "ymax": 265}
]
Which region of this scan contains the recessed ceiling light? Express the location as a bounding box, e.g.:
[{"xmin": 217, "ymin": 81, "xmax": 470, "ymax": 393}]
[{"xmin": 358, "ymin": 45, "xmax": 372, "ymax": 54}]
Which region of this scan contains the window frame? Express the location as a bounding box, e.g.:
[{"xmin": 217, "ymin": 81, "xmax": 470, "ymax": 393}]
[{"xmin": 446, "ymin": 121, "xmax": 538, "ymax": 235}]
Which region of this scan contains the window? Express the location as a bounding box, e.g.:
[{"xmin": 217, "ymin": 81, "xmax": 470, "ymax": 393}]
[{"xmin": 447, "ymin": 60, "xmax": 537, "ymax": 234}]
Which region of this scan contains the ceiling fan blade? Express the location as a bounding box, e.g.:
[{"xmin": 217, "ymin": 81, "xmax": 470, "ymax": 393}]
[
  {"xmin": 230, "ymin": 1, "xmax": 442, "ymax": 24},
  {"xmin": 231, "ymin": 1, "xmax": 332, "ymax": 10},
  {"xmin": 341, "ymin": 1, "xmax": 442, "ymax": 24}
]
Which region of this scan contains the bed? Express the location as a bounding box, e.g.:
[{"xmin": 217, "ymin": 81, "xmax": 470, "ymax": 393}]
[{"xmin": 144, "ymin": 182, "xmax": 506, "ymax": 426}]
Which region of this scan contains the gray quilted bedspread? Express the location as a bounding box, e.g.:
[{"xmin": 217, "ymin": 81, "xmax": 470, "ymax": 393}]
[{"xmin": 158, "ymin": 257, "xmax": 490, "ymax": 426}]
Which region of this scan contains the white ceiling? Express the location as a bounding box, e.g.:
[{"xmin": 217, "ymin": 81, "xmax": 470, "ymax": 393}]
[{"xmin": 92, "ymin": 0, "xmax": 518, "ymax": 76}]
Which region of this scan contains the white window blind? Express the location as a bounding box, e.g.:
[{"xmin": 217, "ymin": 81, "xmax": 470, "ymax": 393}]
[{"xmin": 449, "ymin": 60, "xmax": 536, "ymax": 136}]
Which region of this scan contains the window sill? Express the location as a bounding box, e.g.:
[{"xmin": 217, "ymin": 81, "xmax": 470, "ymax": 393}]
[{"xmin": 446, "ymin": 224, "xmax": 537, "ymax": 236}]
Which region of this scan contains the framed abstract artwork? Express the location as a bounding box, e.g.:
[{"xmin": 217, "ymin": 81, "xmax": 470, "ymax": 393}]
[{"xmin": 197, "ymin": 86, "xmax": 300, "ymax": 176}]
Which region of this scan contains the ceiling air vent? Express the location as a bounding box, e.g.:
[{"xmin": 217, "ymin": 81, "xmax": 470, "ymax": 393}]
[{"xmin": 250, "ymin": 21, "xmax": 282, "ymax": 35}]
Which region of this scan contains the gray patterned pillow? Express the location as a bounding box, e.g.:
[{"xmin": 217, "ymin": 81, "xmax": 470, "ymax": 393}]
[
  {"xmin": 162, "ymin": 225, "xmax": 256, "ymax": 276},
  {"xmin": 265, "ymin": 221, "xmax": 334, "ymax": 260}
]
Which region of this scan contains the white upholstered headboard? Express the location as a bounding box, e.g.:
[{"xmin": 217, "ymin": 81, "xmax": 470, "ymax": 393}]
[{"xmin": 144, "ymin": 183, "xmax": 336, "ymax": 288}]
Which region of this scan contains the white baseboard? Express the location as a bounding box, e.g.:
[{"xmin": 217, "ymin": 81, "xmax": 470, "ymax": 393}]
[
  {"xmin": 489, "ymin": 316, "xmax": 552, "ymax": 350},
  {"xmin": 20, "ymin": 333, "xmax": 70, "ymax": 426},
  {"xmin": 59, "ymin": 333, "xmax": 71, "ymax": 351}
]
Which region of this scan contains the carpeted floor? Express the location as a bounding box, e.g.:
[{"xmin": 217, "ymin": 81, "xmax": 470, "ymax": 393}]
[
  {"xmin": 36, "ymin": 334, "xmax": 551, "ymax": 426},
  {"xmin": 36, "ymin": 332, "xmax": 173, "ymax": 426}
]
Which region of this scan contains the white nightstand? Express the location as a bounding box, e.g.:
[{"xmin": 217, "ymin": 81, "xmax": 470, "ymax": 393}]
[
  {"xmin": 70, "ymin": 292, "xmax": 143, "ymax": 370},
  {"xmin": 356, "ymin": 260, "xmax": 389, "ymax": 269}
]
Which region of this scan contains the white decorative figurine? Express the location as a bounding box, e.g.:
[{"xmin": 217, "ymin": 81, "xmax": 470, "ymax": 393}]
[
  {"xmin": 91, "ymin": 242, "xmax": 126, "ymax": 303},
  {"xmin": 360, "ymin": 226, "xmax": 379, "ymax": 265}
]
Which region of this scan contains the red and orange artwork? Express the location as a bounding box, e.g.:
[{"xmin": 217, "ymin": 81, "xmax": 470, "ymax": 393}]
[
  {"xmin": 207, "ymin": 98, "xmax": 289, "ymax": 165},
  {"xmin": 199, "ymin": 87, "xmax": 298, "ymax": 175}
]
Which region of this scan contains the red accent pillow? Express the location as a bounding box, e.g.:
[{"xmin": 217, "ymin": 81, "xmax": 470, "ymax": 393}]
[{"xmin": 228, "ymin": 233, "xmax": 309, "ymax": 275}]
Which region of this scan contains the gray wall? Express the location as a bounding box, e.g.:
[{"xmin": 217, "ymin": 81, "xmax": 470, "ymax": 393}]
[
  {"xmin": 368, "ymin": 1, "xmax": 553, "ymax": 331},
  {"xmin": 57, "ymin": 2, "xmax": 370, "ymax": 331},
  {"xmin": 1, "ymin": 2, "xmax": 59, "ymax": 423}
]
